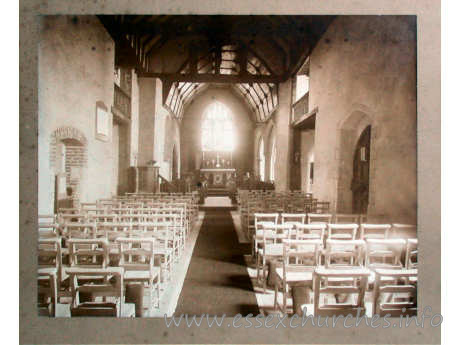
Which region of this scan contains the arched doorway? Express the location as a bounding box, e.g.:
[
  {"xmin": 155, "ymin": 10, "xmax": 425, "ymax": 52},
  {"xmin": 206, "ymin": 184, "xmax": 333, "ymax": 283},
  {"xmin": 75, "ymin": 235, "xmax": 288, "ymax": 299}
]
[
  {"xmin": 50, "ymin": 127, "xmax": 88, "ymax": 212},
  {"xmin": 351, "ymin": 125, "xmax": 371, "ymax": 214}
]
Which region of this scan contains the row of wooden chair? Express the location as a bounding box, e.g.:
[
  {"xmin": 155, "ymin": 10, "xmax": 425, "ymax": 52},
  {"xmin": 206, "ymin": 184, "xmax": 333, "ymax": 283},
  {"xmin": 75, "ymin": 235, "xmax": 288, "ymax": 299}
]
[
  {"xmin": 250, "ymin": 213, "xmax": 416, "ymax": 256},
  {"xmin": 269, "ymin": 238, "xmax": 417, "ymax": 316},
  {"xmin": 38, "ymin": 194, "xmax": 200, "ymax": 317},
  {"xmin": 257, "ymin": 234, "xmax": 417, "ymax": 289},
  {"xmin": 39, "ymin": 237, "xmax": 166, "ymax": 317}
]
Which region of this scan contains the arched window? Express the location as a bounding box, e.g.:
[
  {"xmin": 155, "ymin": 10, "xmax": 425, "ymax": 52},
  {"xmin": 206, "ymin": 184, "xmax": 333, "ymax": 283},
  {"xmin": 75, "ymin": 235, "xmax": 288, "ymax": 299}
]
[
  {"xmin": 201, "ymin": 102, "xmax": 234, "ymax": 152},
  {"xmin": 258, "ymin": 137, "xmax": 265, "ymax": 181},
  {"xmin": 270, "ymin": 139, "xmax": 276, "ymax": 181}
]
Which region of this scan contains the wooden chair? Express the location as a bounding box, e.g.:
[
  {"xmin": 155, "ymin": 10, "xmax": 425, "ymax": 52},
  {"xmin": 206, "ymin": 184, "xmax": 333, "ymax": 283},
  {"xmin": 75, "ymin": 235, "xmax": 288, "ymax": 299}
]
[
  {"xmin": 274, "ymin": 239, "xmax": 322, "ymax": 314},
  {"xmin": 38, "ymin": 223, "xmax": 60, "ymax": 239},
  {"xmin": 83, "ymin": 207, "xmax": 110, "ymax": 217},
  {"xmin": 333, "ymin": 214, "xmax": 362, "ymax": 224},
  {"xmin": 281, "ymin": 213, "xmax": 306, "ymax": 226},
  {"xmin": 116, "ymin": 237, "xmax": 161, "ymax": 311},
  {"xmin": 59, "ymin": 213, "xmax": 87, "ymax": 224},
  {"xmin": 287, "ymin": 197, "xmax": 308, "ymax": 213},
  {"xmin": 313, "ymin": 267, "xmax": 371, "ymax": 317},
  {"xmin": 67, "ymin": 238, "xmax": 110, "ymax": 269},
  {"xmin": 324, "ymin": 239, "xmax": 366, "ymax": 268},
  {"xmin": 39, "ymin": 214, "xmax": 57, "ymax": 224},
  {"xmin": 307, "ymin": 213, "xmax": 332, "ymax": 225},
  {"xmin": 311, "ymin": 201, "xmax": 330, "ymax": 214},
  {"xmin": 405, "ymin": 239, "xmax": 418, "ymax": 269},
  {"xmin": 38, "ymin": 238, "xmax": 61, "ymax": 316},
  {"xmin": 96, "ymin": 221, "xmax": 131, "ymax": 242},
  {"xmin": 327, "ymin": 223, "xmax": 359, "ymax": 240},
  {"xmin": 58, "ymin": 208, "xmax": 80, "ymax": 215},
  {"xmin": 80, "ymin": 202, "xmax": 97, "ymax": 209},
  {"xmin": 164, "ymin": 209, "xmax": 186, "ymax": 258},
  {"xmin": 294, "ymin": 223, "xmax": 326, "ymax": 242},
  {"xmin": 67, "ymin": 267, "xmax": 135, "ymax": 317},
  {"xmin": 391, "ymin": 224, "xmax": 417, "ymax": 239},
  {"xmin": 265, "ymin": 198, "xmax": 285, "ymax": 213},
  {"xmin": 62, "ymin": 223, "xmax": 97, "ymax": 247},
  {"xmin": 365, "ymin": 239, "xmax": 406, "ymax": 269},
  {"xmin": 256, "ymin": 223, "xmax": 292, "ymax": 292},
  {"xmin": 139, "ymin": 219, "xmax": 174, "ymax": 283},
  {"xmin": 253, "ymin": 213, "xmax": 279, "ymax": 258},
  {"xmin": 373, "ymin": 268, "xmax": 417, "ymax": 317},
  {"xmin": 247, "ymin": 200, "xmax": 265, "ymax": 237},
  {"xmin": 360, "ymin": 223, "xmax": 391, "ymax": 240}
]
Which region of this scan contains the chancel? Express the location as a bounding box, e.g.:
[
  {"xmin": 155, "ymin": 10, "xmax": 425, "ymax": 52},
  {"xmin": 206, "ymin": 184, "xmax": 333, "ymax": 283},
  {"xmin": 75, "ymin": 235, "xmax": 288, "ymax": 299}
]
[{"xmin": 38, "ymin": 15, "xmax": 417, "ymax": 318}]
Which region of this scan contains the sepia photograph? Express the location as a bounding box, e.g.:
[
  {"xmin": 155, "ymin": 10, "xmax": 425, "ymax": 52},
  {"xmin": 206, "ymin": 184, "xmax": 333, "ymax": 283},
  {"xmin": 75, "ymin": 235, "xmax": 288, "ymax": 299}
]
[{"xmin": 19, "ymin": 0, "xmax": 441, "ymax": 344}]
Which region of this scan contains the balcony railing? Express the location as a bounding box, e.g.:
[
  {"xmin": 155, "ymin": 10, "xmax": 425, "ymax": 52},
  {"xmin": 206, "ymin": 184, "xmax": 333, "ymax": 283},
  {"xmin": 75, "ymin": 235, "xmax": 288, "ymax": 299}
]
[
  {"xmin": 113, "ymin": 84, "xmax": 131, "ymax": 119},
  {"xmin": 292, "ymin": 91, "xmax": 309, "ymax": 123}
]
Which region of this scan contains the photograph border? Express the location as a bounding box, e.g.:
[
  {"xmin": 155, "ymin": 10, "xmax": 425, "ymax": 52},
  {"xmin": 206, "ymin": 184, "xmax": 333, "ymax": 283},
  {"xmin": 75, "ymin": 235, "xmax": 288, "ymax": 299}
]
[{"xmin": 19, "ymin": 0, "xmax": 440, "ymax": 344}]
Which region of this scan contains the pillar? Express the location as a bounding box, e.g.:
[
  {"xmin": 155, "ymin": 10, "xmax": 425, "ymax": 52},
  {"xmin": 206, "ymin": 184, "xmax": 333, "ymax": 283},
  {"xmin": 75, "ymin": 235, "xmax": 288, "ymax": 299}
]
[
  {"xmin": 137, "ymin": 78, "xmax": 156, "ymax": 165},
  {"xmin": 274, "ymin": 79, "xmax": 293, "ymax": 191}
]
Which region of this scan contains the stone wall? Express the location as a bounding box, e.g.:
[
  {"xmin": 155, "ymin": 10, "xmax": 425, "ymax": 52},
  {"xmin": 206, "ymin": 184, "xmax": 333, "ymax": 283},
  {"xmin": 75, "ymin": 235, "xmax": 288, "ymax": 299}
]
[
  {"xmin": 307, "ymin": 16, "xmax": 417, "ymax": 222},
  {"xmin": 38, "ymin": 15, "xmax": 115, "ymax": 213}
]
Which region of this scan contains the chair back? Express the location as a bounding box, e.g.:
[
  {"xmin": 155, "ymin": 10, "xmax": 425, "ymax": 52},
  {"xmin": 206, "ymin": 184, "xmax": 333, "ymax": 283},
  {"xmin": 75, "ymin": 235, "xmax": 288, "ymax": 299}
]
[
  {"xmin": 314, "ymin": 267, "xmax": 370, "ymax": 317},
  {"xmin": 307, "ymin": 213, "xmax": 332, "ymax": 225},
  {"xmin": 365, "ymin": 238, "xmax": 406, "ymax": 269},
  {"xmin": 373, "ymin": 268, "xmax": 417, "ymax": 317},
  {"xmin": 67, "ymin": 238, "xmax": 109, "ymax": 268},
  {"xmin": 324, "ymin": 239, "xmax": 366, "ymax": 268},
  {"xmin": 360, "ymin": 223, "xmax": 391, "ymax": 240},
  {"xmin": 405, "ymin": 239, "xmax": 418, "ymax": 269},
  {"xmin": 67, "ymin": 267, "xmax": 125, "ymax": 317},
  {"xmin": 295, "ymin": 223, "xmax": 326, "ymax": 242},
  {"xmin": 327, "ymin": 223, "xmax": 359, "ymax": 240}
]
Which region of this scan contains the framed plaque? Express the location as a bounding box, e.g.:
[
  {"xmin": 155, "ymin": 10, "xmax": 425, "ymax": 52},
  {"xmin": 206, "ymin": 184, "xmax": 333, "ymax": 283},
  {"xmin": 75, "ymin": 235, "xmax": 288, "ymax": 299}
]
[{"xmin": 95, "ymin": 101, "xmax": 110, "ymax": 141}]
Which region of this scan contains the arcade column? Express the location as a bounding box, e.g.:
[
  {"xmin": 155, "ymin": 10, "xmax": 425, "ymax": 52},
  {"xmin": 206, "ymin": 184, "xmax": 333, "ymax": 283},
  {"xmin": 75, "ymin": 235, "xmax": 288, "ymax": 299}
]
[{"xmin": 274, "ymin": 79, "xmax": 294, "ymax": 192}]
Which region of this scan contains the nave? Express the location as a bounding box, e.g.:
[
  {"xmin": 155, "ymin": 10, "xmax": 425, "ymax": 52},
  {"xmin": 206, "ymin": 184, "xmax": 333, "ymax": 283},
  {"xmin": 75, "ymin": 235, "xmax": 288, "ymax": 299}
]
[{"xmin": 37, "ymin": 14, "xmax": 418, "ymax": 319}]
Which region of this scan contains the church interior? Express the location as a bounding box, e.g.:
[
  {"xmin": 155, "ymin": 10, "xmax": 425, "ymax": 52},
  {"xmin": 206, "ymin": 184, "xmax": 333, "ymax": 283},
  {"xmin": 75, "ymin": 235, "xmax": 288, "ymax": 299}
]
[{"xmin": 37, "ymin": 15, "xmax": 418, "ymax": 318}]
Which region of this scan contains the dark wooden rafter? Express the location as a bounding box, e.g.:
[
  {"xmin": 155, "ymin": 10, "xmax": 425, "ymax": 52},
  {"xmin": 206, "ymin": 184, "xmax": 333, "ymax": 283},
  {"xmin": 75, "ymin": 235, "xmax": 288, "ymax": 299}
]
[
  {"xmin": 241, "ymin": 84, "xmax": 262, "ymax": 119},
  {"xmin": 269, "ymin": 84, "xmax": 275, "ymax": 108},
  {"xmin": 145, "ymin": 34, "xmax": 169, "ymax": 57},
  {"xmin": 143, "ymin": 35, "xmax": 162, "ymax": 56},
  {"xmin": 246, "ymin": 47, "xmax": 275, "ymax": 76},
  {"xmin": 138, "ymin": 72, "xmax": 282, "ymax": 84},
  {"xmin": 97, "ymin": 15, "xmax": 333, "ymax": 122},
  {"xmin": 171, "ymin": 82, "xmax": 180, "ymax": 112},
  {"xmin": 213, "ymin": 46, "xmax": 221, "ymax": 75}
]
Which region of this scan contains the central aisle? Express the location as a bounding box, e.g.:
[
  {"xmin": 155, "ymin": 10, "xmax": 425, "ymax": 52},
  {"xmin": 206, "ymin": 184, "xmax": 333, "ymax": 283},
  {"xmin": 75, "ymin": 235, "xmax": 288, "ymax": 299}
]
[{"xmin": 175, "ymin": 209, "xmax": 259, "ymax": 316}]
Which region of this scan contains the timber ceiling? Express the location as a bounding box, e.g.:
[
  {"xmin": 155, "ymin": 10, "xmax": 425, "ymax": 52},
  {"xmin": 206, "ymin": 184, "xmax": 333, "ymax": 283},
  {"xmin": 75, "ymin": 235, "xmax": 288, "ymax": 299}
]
[{"xmin": 98, "ymin": 15, "xmax": 334, "ymax": 122}]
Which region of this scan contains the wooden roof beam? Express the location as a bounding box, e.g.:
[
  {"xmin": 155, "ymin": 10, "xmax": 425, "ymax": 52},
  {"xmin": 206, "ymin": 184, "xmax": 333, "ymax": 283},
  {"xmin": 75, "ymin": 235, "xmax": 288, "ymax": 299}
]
[{"xmin": 137, "ymin": 72, "xmax": 284, "ymax": 84}]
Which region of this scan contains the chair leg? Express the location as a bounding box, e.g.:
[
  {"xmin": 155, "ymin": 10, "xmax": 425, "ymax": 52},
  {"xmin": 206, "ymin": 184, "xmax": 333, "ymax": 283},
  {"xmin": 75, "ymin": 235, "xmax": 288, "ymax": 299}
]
[
  {"xmin": 256, "ymin": 254, "xmax": 260, "ymax": 283},
  {"xmin": 274, "ymin": 281, "xmax": 279, "ymax": 312},
  {"xmin": 262, "ymin": 259, "xmax": 267, "ymax": 293},
  {"xmin": 283, "ymin": 282, "xmax": 287, "ymax": 314}
]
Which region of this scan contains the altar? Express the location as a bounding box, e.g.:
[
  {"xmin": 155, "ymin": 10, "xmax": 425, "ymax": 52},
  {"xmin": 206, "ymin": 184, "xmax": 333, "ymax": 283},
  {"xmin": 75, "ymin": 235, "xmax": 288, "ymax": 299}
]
[
  {"xmin": 200, "ymin": 151, "xmax": 236, "ymax": 188},
  {"xmin": 200, "ymin": 168, "xmax": 236, "ymax": 187}
]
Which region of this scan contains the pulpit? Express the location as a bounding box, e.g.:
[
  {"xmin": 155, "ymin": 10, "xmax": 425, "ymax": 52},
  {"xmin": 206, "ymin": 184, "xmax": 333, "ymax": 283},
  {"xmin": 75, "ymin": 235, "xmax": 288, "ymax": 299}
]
[{"xmin": 128, "ymin": 166, "xmax": 160, "ymax": 193}]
